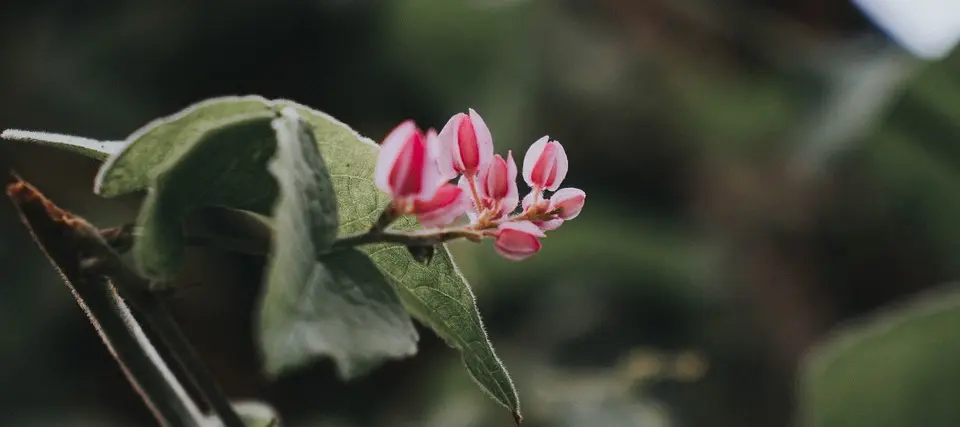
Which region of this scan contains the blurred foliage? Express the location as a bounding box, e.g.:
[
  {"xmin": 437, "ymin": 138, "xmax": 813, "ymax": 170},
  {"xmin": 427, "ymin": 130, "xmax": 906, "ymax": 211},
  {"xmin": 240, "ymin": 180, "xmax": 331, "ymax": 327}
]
[
  {"xmin": 3, "ymin": 0, "xmax": 960, "ymax": 426},
  {"xmin": 800, "ymin": 286, "xmax": 960, "ymax": 427}
]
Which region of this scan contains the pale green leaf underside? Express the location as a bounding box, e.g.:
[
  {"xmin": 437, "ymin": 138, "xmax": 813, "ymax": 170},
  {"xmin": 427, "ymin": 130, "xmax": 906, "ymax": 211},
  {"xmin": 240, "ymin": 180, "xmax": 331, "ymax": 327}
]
[
  {"xmin": 267, "ymin": 108, "xmax": 340, "ymax": 251},
  {"xmin": 259, "ymin": 109, "xmax": 416, "ymax": 379},
  {"xmin": 260, "ymin": 247, "xmax": 418, "ymax": 379},
  {"xmin": 799, "ymin": 285, "xmax": 960, "ymax": 427},
  {"xmin": 95, "ymin": 95, "xmax": 275, "ymax": 196},
  {"xmin": 132, "ymin": 111, "xmax": 278, "ymax": 278},
  {"xmin": 1, "ymin": 129, "xmax": 125, "ymax": 160},
  {"xmin": 94, "ymin": 96, "xmax": 520, "ymax": 414}
]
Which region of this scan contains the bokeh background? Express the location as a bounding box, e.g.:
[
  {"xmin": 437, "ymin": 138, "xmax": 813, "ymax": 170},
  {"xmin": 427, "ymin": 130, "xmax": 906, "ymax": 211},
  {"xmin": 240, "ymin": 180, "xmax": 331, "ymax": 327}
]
[{"xmin": 1, "ymin": 1, "xmax": 958, "ymax": 426}]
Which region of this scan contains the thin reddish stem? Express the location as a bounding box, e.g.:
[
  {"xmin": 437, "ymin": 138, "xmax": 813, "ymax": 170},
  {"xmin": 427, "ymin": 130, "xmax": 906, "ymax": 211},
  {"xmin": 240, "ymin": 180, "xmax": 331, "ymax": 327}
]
[{"xmin": 466, "ymin": 172, "xmax": 484, "ymax": 213}]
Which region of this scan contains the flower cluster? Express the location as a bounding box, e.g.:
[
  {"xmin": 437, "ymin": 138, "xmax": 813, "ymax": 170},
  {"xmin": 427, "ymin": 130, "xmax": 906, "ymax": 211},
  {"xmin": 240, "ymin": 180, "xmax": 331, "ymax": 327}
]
[{"xmin": 374, "ymin": 109, "xmax": 585, "ymax": 261}]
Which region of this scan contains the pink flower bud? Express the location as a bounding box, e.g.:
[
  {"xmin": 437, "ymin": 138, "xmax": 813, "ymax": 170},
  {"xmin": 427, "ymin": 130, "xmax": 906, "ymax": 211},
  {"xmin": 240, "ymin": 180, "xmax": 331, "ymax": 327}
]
[
  {"xmin": 524, "ymin": 192, "xmax": 562, "ymax": 231},
  {"xmin": 412, "ymin": 183, "xmax": 469, "ymax": 228},
  {"xmin": 549, "ymin": 188, "xmax": 585, "ymax": 220},
  {"xmin": 494, "ymin": 221, "xmax": 545, "ymax": 261},
  {"xmin": 375, "ymin": 121, "xmax": 440, "ymax": 202},
  {"xmin": 522, "ymin": 136, "xmax": 568, "ymax": 191},
  {"xmin": 478, "ymin": 150, "xmax": 519, "ymax": 217},
  {"xmin": 437, "ymin": 109, "xmax": 494, "ymax": 180}
]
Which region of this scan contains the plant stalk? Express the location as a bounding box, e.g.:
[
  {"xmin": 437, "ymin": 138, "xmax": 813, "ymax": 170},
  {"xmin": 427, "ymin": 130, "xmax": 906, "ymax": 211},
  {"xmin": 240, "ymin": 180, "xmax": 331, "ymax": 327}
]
[
  {"xmin": 80, "ymin": 226, "xmax": 247, "ymax": 427},
  {"xmin": 5, "ymin": 175, "xmax": 203, "ymax": 427}
]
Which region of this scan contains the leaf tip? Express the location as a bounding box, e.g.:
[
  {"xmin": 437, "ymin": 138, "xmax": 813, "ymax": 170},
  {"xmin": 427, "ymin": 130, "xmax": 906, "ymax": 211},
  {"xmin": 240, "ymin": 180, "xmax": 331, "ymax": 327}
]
[{"xmin": 513, "ymin": 410, "xmax": 523, "ymax": 425}]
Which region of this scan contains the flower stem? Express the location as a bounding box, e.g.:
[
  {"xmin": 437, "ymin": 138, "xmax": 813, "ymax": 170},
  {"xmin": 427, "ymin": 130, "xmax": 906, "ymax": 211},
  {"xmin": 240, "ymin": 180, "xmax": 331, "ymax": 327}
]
[
  {"xmin": 107, "ymin": 204, "xmax": 486, "ymax": 260},
  {"xmin": 466, "ymin": 172, "xmax": 485, "ymax": 213}
]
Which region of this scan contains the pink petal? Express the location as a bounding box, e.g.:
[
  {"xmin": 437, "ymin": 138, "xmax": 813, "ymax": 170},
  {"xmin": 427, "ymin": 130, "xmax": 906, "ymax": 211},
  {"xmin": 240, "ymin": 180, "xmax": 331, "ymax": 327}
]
[
  {"xmin": 500, "ymin": 195, "xmax": 519, "ymax": 218},
  {"xmin": 458, "ymin": 175, "xmax": 480, "ymax": 223},
  {"xmin": 468, "ymin": 108, "xmax": 494, "ymax": 173},
  {"xmin": 388, "ymin": 130, "xmax": 427, "ymax": 198},
  {"xmin": 375, "ymin": 120, "xmax": 417, "ymax": 195},
  {"xmin": 436, "ymin": 113, "xmax": 464, "ymax": 181},
  {"xmin": 550, "ymin": 187, "xmax": 585, "ymax": 220},
  {"xmin": 474, "ymin": 158, "xmax": 490, "ymax": 200},
  {"xmin": 495, "ymin": 220, "xmax": 544, "ymax": 261},
  {"xmin": 546, "ymin": 140, "xmax": 568, "ymax": 191},
  {"xmin": 417, "ymin": 129, "xmax": 442, "ymax": 201},
  {"xmin": 500, "ymin": 150, "xmax": 519, "ymax": 215},
  {"xmin": 456, "ymin": 116, "xmax": 480, "ymax": 171},
  {"xmin": 483, "ymin": 154, "xmax": 509, "ymax": 200},
  {"xmin": 529, "ymin": 141, "xmax": 560, "ymax": 190},
  {"xmin": 414, "ymin": 183, "xmax": 468, "ymax": 228},
  {"xmin": 494, "ymin": 239, "xmax": 540, "ymax": 261},
  {"xmin": 536, "ymin": 218, "xmax": 564, "ymax": 231},
  {"xmin": 499, "ymin": 220, "xmax": 546, "ymax": 237},
  {"xmin": 448, "ymin": 116, "xmax": 468, "ymax": 174},
  {"xmin": 522, "ymin": 135, "xmax": 549, "ymax": 188}
]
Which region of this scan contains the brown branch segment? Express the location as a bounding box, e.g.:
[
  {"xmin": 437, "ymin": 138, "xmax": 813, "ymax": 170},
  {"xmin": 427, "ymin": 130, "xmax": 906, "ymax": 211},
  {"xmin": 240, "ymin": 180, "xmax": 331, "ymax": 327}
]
[
  {"xmin": 5, "ymin": 172, "xmax": 202, "ymax": 427},
  {"xmin": 5, "ymin": 174, "xmax": 247, "ymax": 427}
]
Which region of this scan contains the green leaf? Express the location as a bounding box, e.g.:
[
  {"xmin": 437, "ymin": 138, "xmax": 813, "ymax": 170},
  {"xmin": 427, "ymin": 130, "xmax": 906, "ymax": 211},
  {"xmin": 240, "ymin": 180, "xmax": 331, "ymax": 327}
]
[
  {"xmin": 799, "ymin": 285, "xmax": 960, "ymax": 427},
  {"xmin": 258, "ymin": 108, "xmax": 416, "ymax": 379},
  {"xmin": 95, "ymin": 95, "xmax": 275, "ymax": 197},
  {"xmin": 281, "ymin": 102, "xmax": 521, "ymax": 417},
  {"xmin": 1, "ymin": 129, "xmax": 124, "ymax": 160},
  {"xmin": 132, "ymin": 110, "xmax": 278, "ymax": 278},
  {"xmin": 260, "ymin": 247, "xmax": 419, "ymax": 379},
  {"xmin": 94, "ymin": 96, "xmax": 521, "ymax": 416},
  {"xmin": 201, "ymin": 401, "xmax": 280, "ymax": 427},
  {"xmin": 267, "ymin": 108, "xmax": 340, "ymax": 251}
]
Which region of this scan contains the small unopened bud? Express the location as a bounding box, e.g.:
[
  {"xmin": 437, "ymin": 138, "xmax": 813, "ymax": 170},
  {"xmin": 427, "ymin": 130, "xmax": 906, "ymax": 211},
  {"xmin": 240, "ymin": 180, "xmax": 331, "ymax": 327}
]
[
  {"xmin": 437, "ymin": 109, "xmax": 494, "ymax": 180},
  {"xmin": 522, "ymin": 136, "xmax": 568, "ymax": 191},
  {"xmin": 476, "ymin": 150, "xmax": 519, "ymax": 218},
  {"xmin": 549, "ymin": 188, "xmax": 585, "ymax": 220},
  {"xmin": 375, "ymin": 121, "xmax": 440, "ymax": 202},
  {"xmin": 494, "ymin": 221, "xmax": 545, "ymax": 261}
]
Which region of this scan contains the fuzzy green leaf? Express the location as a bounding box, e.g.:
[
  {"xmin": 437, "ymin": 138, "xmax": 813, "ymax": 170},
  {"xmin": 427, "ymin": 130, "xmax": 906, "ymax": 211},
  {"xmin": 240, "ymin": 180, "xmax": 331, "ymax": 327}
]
[
  {"xmin": 94, "ymin": 95, "xmax": 275, "ymax": 197},
  {"xmin": 1, "ymin": 129, "xmax": 124, "ymax": 160},
  {"xmin": 258, "ymin": 109, "xmax": 416, "ymax": 379},
  {"xmin": 94, "ymin": 96, "xmax": 521, "ymax": 417},
  {"xmin": 280, "ymin": 102, "xmax": 520, "ymax": 417},
  {"xmin": 131, "ymin": 110, "xmax": 278, "ymax": 278},
  {"xmin": 799, "ymin": 285, "xmax": 960, "ymax": 427}
]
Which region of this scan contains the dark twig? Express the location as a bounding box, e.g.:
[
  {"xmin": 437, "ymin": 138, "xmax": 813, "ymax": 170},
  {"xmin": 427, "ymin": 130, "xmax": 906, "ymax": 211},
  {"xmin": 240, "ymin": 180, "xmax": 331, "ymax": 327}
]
[
  {"xmin": 75, "ymin": 224, "xmax": 247, "ymax": 427},
  {"xmin": 7, "ymin": 174, "xmax": 246, "ymax": 427},
  {"xmin": 369, "ymin": 203, "xmax": 401, "ymax": 233},
  {"xmin": 100, "ymin": 223, "xmax": 136, "ymax": 253},
  {"xmin": 5, "ymin": 173, "xmax": 203, "ymax": 427}
]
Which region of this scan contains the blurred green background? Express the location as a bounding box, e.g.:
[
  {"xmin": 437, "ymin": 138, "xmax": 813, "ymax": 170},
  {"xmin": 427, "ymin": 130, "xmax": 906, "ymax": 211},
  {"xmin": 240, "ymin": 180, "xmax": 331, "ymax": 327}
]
[{"xmin": 2, "ymin": 1, "xmax": 959, "ymax": 426}]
